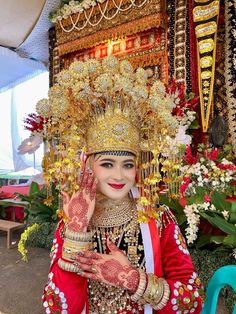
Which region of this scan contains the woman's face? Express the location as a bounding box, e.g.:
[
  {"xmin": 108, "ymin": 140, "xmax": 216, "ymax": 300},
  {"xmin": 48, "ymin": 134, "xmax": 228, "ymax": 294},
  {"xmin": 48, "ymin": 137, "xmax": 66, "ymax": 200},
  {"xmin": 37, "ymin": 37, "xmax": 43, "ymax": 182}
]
[{"xmin": 90, "ymin": 154, "xmax": 136, "ymax": 200}]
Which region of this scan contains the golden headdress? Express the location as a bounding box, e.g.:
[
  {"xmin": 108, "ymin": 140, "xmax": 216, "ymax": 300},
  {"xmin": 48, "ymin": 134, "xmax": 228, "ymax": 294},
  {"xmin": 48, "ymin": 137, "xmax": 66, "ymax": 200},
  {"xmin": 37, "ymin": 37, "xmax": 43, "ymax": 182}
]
[{"xmin": 36, "ymin": 56, "xmax": 179, "ymax": 212}]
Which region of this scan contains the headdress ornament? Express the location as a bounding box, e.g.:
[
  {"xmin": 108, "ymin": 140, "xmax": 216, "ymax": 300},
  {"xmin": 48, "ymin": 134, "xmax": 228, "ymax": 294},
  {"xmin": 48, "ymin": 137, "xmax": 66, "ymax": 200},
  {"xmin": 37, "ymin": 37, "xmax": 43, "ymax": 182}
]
[{"xmin": 37, "ymin": 56, "xmax": 179, "ymax": 212}]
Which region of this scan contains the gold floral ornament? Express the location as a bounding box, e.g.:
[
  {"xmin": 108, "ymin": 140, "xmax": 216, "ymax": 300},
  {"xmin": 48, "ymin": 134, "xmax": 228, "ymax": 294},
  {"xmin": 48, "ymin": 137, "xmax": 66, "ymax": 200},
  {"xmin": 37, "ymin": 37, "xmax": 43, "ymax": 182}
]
[{"xmin": 36, "ymin": 56, "xmax": 179, "ymax": 213}]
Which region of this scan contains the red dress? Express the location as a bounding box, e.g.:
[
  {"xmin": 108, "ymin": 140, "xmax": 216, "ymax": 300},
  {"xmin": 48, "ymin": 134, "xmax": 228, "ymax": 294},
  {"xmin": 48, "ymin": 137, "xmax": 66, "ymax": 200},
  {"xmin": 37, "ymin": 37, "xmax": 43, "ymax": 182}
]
[{"xmin": 42, "ymin": 212, "xmax": 204, "ymax": 314}]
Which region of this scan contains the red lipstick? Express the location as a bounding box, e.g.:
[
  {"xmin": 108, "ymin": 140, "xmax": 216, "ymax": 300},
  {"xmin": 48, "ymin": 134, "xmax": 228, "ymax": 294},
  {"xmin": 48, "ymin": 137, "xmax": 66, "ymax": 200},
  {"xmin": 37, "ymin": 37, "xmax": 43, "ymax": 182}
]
[{"xmin": 108, "ymin": 183, "xmax": 125, "ymax": 189}]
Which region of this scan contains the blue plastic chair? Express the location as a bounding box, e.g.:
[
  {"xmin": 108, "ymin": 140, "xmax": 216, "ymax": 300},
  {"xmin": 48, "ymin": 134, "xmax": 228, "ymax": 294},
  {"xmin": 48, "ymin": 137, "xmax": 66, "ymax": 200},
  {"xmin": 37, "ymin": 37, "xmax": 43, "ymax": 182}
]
[{"xmin": 202, "ymin": 265, "xmax": 236, "ymax": 314}]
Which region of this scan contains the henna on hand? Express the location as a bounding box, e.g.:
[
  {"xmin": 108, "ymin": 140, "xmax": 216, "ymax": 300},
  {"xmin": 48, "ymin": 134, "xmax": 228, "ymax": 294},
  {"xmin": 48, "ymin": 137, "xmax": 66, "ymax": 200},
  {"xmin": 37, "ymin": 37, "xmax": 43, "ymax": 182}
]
[
  {"xmin": 61, "ymin": 169, "xmax": 97, "ymax": 232},
  {"xmin": 75, "ymin": 240, "xmax": 140, "ymax": 292},
  {"xmin": 99, "ymin": 259, "xmax": 139, "ymax": 292}
]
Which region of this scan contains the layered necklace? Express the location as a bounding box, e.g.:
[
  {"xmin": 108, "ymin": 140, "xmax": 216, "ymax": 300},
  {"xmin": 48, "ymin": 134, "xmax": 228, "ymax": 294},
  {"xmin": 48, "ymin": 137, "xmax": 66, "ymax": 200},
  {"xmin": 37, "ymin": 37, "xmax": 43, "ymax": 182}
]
[{"xmin": 88, "ymin": 194, "xmax": 145, "ymax": 313}]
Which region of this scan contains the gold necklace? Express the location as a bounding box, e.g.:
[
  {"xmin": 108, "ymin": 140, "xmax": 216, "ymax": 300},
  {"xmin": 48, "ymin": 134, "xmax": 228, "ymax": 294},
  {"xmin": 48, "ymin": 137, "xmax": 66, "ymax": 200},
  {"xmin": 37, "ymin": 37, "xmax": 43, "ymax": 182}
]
[
  {"xmin": 90, "ymin": 195, "xmax": 135, "ymax": 228},
  {"xmin": 88, "ymin": 196, "xmax": 144, "ymax": 313}
]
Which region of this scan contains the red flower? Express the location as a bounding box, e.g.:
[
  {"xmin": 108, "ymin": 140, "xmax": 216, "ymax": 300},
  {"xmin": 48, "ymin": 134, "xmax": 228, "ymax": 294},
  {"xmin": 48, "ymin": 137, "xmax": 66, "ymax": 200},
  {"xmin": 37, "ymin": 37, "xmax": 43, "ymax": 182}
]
[
  {"xmin": 24, "ymin": 113, "xmax": 48, "ymax": 133},
  {"xmin": 180, "ymin": 177, "xmax": 191, "ymax": 194},
  {"xmin": 186, "ymin": 95, "xmax": 199, "ymax": 110},
  {"xmin": 217, "ymin": 163, "xmax": 236, "ymax": 171},
  {"xmin": 179, "ymin": 197, "xmax": 187, "ymax": 207},
  {"xmin": 204, "ymin": 195, "xmax": 211, "ymax": 202},
  {"xmin": 205, "ymin": 148, "xmax": 219, "ymax": 161},
  {"xmin": 172, "ymin": 106, "xmax": 184, "ymax": 117},
  {"xmin": 183, "ymin": 145, "xmax": 199, "ymax": 165}
]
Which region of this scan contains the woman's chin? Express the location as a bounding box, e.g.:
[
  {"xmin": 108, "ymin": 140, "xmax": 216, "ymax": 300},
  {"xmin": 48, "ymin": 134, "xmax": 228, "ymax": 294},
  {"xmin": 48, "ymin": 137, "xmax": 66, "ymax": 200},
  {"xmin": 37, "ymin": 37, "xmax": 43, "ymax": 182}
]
[{"xmin": 98, "ymin": 189, "xmax": 129, "ymax": 201}]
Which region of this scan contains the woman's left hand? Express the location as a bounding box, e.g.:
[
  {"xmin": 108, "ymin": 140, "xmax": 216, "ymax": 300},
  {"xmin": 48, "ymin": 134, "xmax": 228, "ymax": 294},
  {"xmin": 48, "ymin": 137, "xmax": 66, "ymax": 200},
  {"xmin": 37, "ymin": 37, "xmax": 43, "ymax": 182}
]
[{"xmin": 75, "ymin": 238, "xmax": 140, "ymax": 293}]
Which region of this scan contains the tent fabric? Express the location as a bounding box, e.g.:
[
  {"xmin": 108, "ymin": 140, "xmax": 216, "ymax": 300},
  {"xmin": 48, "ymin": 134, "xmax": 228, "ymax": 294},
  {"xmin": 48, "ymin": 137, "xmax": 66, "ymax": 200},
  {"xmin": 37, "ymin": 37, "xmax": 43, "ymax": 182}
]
[{"xmin": 0, "ymin": 0, "xmax": 60, "ymax": 92}]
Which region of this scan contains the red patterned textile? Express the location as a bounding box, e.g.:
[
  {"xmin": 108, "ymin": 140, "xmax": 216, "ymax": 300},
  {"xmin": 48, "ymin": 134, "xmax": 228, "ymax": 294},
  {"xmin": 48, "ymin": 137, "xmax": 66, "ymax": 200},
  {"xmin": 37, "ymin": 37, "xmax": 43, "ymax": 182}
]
[{"xmin": 42, "ymin": 216, "xmax": 204, "ymax": 313}]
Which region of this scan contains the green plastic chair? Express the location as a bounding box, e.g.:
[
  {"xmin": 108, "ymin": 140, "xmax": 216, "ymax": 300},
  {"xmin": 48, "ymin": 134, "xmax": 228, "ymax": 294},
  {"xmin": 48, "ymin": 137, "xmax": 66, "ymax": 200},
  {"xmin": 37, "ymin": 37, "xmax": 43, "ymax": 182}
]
[{"xmin": 202, "ymin": 265, "xmax": 236, "ymax": 314}]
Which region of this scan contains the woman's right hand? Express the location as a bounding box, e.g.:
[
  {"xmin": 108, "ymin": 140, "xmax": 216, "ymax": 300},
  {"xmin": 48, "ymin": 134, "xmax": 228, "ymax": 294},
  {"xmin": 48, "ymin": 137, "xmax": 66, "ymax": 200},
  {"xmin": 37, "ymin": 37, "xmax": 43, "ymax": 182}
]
[{"xmin": 61, "ymin": 169, "xmax": 97, "ymax": 232}]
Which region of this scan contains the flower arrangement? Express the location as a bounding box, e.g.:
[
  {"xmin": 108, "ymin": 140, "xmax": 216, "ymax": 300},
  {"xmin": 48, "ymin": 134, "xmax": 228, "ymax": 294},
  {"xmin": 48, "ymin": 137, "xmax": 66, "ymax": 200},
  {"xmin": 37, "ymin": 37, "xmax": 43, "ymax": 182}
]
[
  {"xmin": 167, "ymin": 79, "xmax": 199, "ymax": 130},
  {"xmin": 18, "ymin": 223, "xmax": 40, "ymax": 262},
  {"xmin": 162, "ymin": 79, "xmax": 199, "ymax": 158},
  {"xmin": 180, "ymin": 144, "xmax": 236, "ymax": 198},
  {"xmin": 160, "ymin": 144, "xmax": 236, "ymax": 258}
]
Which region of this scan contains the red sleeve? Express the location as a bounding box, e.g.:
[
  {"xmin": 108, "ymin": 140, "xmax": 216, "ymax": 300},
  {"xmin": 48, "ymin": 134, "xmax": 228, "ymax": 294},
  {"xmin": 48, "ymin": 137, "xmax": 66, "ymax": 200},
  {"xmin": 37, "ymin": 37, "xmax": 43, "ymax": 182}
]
[
  {"xmin": 158, "ymin": 221, "xmax": 205, "ymax": 314},
  {"xmin": 42, "ymin": 220, "xmax": 88, "ymax": 314}
]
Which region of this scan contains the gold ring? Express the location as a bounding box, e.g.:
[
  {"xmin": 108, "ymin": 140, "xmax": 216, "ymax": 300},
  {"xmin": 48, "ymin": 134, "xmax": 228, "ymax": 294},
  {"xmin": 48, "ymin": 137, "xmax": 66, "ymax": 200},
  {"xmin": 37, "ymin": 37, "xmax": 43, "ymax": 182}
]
[
  {"xmin": 91, "ymin": 266, "xmax": 97, "ymax": 273},
  {"xmin": 77, "ymin": 269, "xmax": 84, "ymax": 276}
]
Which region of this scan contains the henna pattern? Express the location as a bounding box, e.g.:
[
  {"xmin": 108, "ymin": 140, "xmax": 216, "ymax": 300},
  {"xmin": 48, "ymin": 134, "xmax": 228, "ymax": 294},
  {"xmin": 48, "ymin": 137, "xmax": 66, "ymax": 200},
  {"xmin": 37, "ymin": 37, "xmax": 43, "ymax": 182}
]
[
  {"xmin": 125, "ymin": 267, "xmax": 139, "ymax": 292},
  {"xmin": 77, "ymin": 243, "xmax": 140, "ymax": 292},
  {"xmin": 62, "ymin": 171, "xmax": 97, "ymax": 232},
  {"xmin": 67, "ymin": 196, "xmax": 89, "ymax": 231},
  {"xmin": 99, "ymin": 259, "xmax": 139, "ymax": 292}
]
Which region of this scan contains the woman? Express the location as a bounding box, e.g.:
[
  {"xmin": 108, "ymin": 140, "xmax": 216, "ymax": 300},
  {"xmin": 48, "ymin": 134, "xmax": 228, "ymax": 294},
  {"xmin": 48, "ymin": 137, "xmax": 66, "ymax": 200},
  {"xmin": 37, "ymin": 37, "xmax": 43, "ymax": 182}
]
[
  {"xmin": 42, "ymin": 151, "xmax": 204, "ymax": 313},
  {"xmin": 41, "ymin": 56, "xmax": 204, "ymax": 313}
]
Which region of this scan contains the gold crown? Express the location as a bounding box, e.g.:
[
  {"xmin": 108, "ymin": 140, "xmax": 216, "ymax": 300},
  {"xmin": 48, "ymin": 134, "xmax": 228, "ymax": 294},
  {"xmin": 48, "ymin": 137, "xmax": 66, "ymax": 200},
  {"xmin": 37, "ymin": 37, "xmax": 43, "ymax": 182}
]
[
  {"xmin": 37, "ymin": 56, "xmax": 179, "ymax": 206},
  {"xmin": 86, "ymin": 107, "xmax": 140, "ymax": 155}
]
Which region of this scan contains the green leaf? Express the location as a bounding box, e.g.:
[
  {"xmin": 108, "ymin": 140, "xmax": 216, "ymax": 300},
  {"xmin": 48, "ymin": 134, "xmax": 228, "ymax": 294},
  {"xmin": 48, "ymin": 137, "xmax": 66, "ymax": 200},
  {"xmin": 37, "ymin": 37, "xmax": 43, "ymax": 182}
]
[
  {"xmin": 159, "ymin": 195, "xmax": 183, "ymax": 213},
  {"xmin": 187, "ymin": 187, "xmax": 205, "ymax": 204},
  {"xmin": 188, "ymin": 119, "xmax": 200, "ymax": 130},
  {"xmin": 175, "ymin": 213, "xmax": 187, "ymax": 226},
  {"xmin": 210, "ymin": 191, "xmax": 231, "ymax": 212},
  {"xmin": 223, "ymin": 235, "xmax": 236, "ymax": 248},
  {"xmin": 210, "ymin": 235, "xmax": 225, "ymax": 244},
  {"xmin": 196, "ymin": 234, "xmax": 211, "ymax": 248},
  {"xmin": 29, "ymin": 182, "xmax": 40, "ymax": 197},
  {"xmin": 230, "ymin": 202, "xmax": 236, "ymax": 213},
  {"xmin": 200, "ymin": 212, "xmax": 236, "ymax": 235},
  {"xmin": 229, "ymin": 212, "xmax": 236, "ymax": 224}
]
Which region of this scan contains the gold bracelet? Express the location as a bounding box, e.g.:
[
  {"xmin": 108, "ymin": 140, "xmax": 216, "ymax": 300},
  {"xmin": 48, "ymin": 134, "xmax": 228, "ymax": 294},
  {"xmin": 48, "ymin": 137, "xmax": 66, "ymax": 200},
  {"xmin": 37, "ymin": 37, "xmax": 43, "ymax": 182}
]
[
  {"xmin": 64, "ymin": 237, "xmax": 93, "ymax": 250},
  {"xmin": 58, "ymin": 258, "xmax": 82, "ymax": 274},
  {"xmin": 141, "ymin": 274, "xmax": 157, "ymax": 303},
  {"xmin": 65, "ymin": 227, "xmax": 93, "ymax": 242},
  {"xmin": 141, "ymin": 274, "xmax": 165, "ymax": 306},
  {"xmin": 130, "ymin": 269, "xmax": 147, "ymax": 302},
  {"xmin": 62, "ymin": 246, "xmax": 92, "ymax": 262},
  {"xmin": 62, "ymin": 238, "xmax": 93, "ymax": 262},
  {"xmin": 153, "ymin": 279, "xmax": 170, "ymax": 310}
]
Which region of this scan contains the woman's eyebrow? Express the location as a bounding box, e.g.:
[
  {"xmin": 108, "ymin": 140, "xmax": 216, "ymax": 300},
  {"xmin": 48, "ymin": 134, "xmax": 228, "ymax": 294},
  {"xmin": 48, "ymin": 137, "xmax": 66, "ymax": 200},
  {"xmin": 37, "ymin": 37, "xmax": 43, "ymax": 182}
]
[
  {"xmin": 123, "ymin": 159, "xmax": 135, "ymax": 163},
  {"xmin": 98, "ymin": 158, "xmax": 115, "ymax": 162}
]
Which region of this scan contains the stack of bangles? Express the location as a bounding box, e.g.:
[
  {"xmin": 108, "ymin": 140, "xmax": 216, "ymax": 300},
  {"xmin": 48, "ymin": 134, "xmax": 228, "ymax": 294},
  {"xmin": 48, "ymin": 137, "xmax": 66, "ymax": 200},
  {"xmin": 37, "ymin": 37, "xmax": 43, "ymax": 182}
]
[
  {"xmin": 130, "ymin": 269, "xmax": 170, "ymax": 310},
  {"xmin": 58, "ymin": 227, "xmax": 93, "ymax": 274}
]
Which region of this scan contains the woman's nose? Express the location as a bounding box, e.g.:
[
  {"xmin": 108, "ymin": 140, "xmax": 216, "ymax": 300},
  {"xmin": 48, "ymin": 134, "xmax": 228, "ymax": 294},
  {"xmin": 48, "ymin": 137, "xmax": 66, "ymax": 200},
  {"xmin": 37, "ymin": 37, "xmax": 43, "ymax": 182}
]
[{"xmin": 113, "ymin": 166, "xmax": 123, "ymax": 181}]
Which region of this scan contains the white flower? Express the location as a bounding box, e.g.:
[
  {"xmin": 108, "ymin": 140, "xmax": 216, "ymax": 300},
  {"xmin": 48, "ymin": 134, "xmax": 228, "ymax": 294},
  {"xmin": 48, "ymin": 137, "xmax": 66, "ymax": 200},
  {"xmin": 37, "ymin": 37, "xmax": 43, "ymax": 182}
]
[
  {"xmin": 18, "ymin": 135, "xmax": 42, "ymax": 155},
  {"xmin": 175, "ymin": 125, "xmax": 192, "ymax": 145},
  {"xmin": 222, "ymin": 210, "xmax": 229, "ymax": 220},
  {"xmin": 184, "ymin": 204, "xmax": 201, "ymax": 244},
  {"xmin": 232, "ymin": 248, "xmax": 236, "ymax": 259}
]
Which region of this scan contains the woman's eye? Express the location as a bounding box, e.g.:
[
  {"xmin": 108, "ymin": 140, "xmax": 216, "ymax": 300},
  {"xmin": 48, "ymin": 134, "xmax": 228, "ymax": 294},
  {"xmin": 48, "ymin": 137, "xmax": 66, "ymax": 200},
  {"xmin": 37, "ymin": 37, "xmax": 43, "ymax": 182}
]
[
  {"xmin": 124, "ymin": 163, "xmax": 134, "ymax": 169},
  {"xmin": 100, "ymin": 163, "xmax": 113, "ymax": 168}
]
